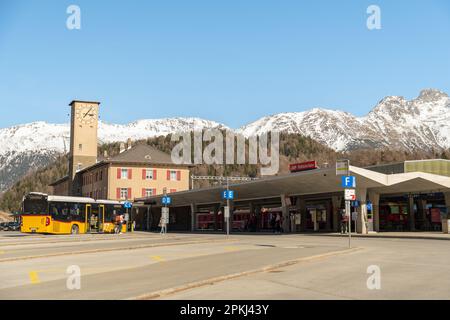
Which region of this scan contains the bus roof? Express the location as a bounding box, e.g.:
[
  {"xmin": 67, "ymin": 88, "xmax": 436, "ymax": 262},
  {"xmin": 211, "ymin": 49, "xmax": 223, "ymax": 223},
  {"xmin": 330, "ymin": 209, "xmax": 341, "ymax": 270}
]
[
  {"xmin": 25, "ymin": 193, "xmax": 123, "ymax": 205},
  {"xmin": 26, "ymin": 192, "xmax": 96, "ymax": 204},
  {"xmin": 95, "ymin": 200, "xmax": 122, "ymax": 205}
]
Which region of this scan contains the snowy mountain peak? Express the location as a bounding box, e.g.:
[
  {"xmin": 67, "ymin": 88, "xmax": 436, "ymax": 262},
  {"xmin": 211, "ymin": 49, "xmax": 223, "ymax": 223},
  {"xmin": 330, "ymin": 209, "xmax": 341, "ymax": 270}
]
[
  {"xmin": 417, "ymin": 88, "xmax": 449, "ymax": 102},
  {"xmin": 1, "ymin": 88, "xmax": 449, "ymax": 192},
  {"xmin": 240, "ymin": 88, "xmax": 450, "ymax": 152}
]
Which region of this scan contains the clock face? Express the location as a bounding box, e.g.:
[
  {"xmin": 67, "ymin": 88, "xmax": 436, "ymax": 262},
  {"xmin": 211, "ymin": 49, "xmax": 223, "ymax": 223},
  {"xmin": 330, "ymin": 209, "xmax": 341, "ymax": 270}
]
[{"xmin": 75, "ymin": 105, "xmax": 97, "ymax": 126}]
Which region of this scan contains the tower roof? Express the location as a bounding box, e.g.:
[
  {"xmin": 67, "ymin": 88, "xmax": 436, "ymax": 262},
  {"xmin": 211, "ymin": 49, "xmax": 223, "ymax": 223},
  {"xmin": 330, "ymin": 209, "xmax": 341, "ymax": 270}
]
[{"xmin": 69, "ymin": 100, "xmax": 101, "ymax": 106}]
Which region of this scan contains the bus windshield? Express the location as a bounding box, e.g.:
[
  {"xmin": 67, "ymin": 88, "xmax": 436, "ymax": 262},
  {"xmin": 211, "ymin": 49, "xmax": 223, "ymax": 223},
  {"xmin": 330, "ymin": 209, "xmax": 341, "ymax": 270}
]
[{"xmin": 23, "ymin": 199, "xmax": 48, "ymax": 214}]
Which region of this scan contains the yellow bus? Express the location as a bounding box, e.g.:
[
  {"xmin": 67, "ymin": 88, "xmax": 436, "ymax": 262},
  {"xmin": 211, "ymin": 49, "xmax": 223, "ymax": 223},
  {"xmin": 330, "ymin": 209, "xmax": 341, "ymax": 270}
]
[{"xmin": 21, "ymin": 193, "xmax": 128, "ymax": 234}]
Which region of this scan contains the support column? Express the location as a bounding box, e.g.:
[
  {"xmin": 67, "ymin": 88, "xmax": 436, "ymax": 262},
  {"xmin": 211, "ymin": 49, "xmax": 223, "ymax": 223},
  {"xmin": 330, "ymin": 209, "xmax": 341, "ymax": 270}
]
[
  {"xmin": 190, "ymin": 203, "xmax": 197, "ymax": 231},
  {"xmin": 254, "ymin": 204, "xmax": 261, "ymax": 232},
  {"xmin": 248, "ymin": 202, "xmax": 254, "ymax": 232},
  {"xmin": 326, "ymin": 200, "xmax": 332, "ymax": 231},
  {"xmin": 228, "ymin": 202, "xmax": 234, "ymax": 233},
  {"xmin": 445, "ymin": 193, "xmax": 450, "ymax": 218},
  {"xmin": 417, "ymin": 198, "xmax": 427, "ymax": 231},
  {"xmin": 331, "ymin": 195, "xmax": 342, "ymax": 232},
  {"xmin": 297, "ymin": 197, "xmax": 307, "ymax": 232},
  {"xmin": 368, "ymin": 192, "xmax": 380, "ymax": 232},
  {"xmin": 356, "ymin": 188, "xmax": 368, "ymax": 234},
  {"xmin": 443, "ymin": 193, "xmax": 450, "ymax": 234},
  {"xmin": 280, "ymin": 195, "xmax": 290, "ymax": 233},
  {"xmin": 146, "ymin": 206, "xmax": 151, "ymax": 231},
  {"xmin": 214, "ymin": 204, "xmax": 220, "ymax": 231},
  {"xmin": 408, "ymin": 194, "xmax": 415, "ymax": 231}
]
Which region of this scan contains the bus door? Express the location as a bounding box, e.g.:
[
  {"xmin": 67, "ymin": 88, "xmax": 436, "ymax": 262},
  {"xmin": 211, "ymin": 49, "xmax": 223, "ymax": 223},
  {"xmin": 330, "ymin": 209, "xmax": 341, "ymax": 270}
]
[
  {"xmin": 89, "ymin": 206, "xmax": 100, "ymax": 233},
  {"xmin": 85, "ymin": 204, "xmax": 92, "ymax": 233},
  {"xmin": 98, "ymin": 205, "xmax": 105, "ymax": 232}
]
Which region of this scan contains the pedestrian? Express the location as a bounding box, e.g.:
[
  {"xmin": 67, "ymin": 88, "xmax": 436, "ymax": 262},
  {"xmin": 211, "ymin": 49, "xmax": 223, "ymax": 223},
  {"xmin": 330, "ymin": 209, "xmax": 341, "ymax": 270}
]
[
  {"xmin": 159, "ymin": 216, "xmax": 167, "ymax": 235},
  {"xmin": 275, "ymin": 213, "xmax": 281, "ymax": 233},
  {"xmin": 115, "ymin": 214, "xmax": 124, "ymax": 234},
  {"xmin": 270, "ymin": 214, "xmax": 276, "ymax": 233},
  {"xmin": 341, "ymin": 210, "xmax": 348, "ymax": 234}
]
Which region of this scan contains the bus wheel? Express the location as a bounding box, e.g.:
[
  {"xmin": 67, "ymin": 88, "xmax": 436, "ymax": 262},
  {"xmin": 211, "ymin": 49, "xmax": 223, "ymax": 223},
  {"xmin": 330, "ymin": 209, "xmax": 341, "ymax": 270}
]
[{"xmin": 71, "ymin": 225, "xmax": 79, "ymax": 235}]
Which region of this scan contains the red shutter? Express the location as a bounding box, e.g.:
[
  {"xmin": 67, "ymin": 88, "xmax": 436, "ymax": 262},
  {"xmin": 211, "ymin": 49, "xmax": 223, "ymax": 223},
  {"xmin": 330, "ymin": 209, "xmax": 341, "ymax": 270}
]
[
  {"xmin": 142, "ymin": 169, "xmax": 146, "ymax": 180},
  {"xmin": 177, "ymin": 171, "xmax": 181, "ymax": 181},
  {"xmin": 128, "ymin": 169, "xmax": 132, "ymax": 180},
  {"xmin": 128, "ymin": 188, "xmax": 132, "ymax": 199},
  {"xmin": 116, "ymin": 188, "xmax": 121, "ymax": 199},
  {"xmin": 153, "ymin": 188, "xmax": 157, "ymax": 195},
  {"xmin": 167, "ymin": 170, "xmax": 170, "ymax": 180},
  {"xmin": 117, "ymin": 168, "xmax": 121, "ymax": 179},
  {"xmin": 142, "ymin": 188, "xmax": 146, "ymax": 197},
  {"xmin": 153, "ymin": 169, "xmax": 157, "ymax": 180}
]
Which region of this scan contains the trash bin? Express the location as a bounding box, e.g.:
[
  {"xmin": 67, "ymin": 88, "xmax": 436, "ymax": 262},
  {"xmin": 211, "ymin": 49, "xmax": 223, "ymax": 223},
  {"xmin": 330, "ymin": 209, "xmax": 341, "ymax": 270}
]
[{"xmin": 442, "ymin": 219, "xmax": 450, "ymax": 234}]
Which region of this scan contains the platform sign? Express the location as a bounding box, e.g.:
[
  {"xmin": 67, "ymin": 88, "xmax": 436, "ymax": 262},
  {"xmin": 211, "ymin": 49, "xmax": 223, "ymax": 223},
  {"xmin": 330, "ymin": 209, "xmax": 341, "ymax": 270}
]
[
  {"xmin": 341, "ymin": 176, "xmax": 356, "ymax": 188},
  {"xmin": 123, "ymin": 201, "xmax": 132, "ymax": 209},
  {"xmin": 289, "ymin": 161, "xmax": 318, "ymax": 173},
  {"xmin": 222, "ymin": 190, "xmax": 234, "ymax": 200},
  {"xmin": 344, "ymin": 189, "xmax": 356, "ymax": 201},
  {"xmin": 161, "ymin": 207, "xmax": 169, "ymax": 223},
  {"xmin": 162, "ymin": 196, "xmax": 171, "ymax": 205},
  {"xmin": 336, "ymin": 160, "xmax": 350, "ymax": 176},
  {"xmin": 367, "ymin": 201, "xmax": 373, "ymax": 211}
]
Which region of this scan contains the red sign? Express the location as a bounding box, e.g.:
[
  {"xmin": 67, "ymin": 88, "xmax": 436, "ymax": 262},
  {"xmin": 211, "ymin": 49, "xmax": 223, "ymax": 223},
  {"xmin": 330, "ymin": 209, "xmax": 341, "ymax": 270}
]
[
  {"xmin": 289, "ymin": 161, "xmax": 318, "ymax": 173},
  {"xmin": 431, "ymin": 208, "xmax": 442, "ymax": 223}
]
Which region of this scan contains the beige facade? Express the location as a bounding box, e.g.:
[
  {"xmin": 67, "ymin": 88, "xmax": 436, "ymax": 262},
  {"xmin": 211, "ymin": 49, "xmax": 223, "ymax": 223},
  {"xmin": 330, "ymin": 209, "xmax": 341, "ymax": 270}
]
[
  {"xmin": 68, "ymin": 100, "xmax": 100, "ymax": 195},
  {"xmin": 78, "ymin": 163, "xmax": 189, "ymax": 201},
  {"xmin": 107, "ymin": 164, "xmax": 189, "ymax": 200}
]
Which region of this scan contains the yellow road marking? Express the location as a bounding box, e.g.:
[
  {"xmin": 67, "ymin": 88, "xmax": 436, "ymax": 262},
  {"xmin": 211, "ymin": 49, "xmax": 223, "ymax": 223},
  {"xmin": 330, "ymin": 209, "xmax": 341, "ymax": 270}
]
[
  {"xmin": 150, "ymin": 255, "xmax": 165, "ymax": 262},
  {"xmin": 29, "ymin": 271, "xmax": 40, "ymax": 284},
  {"xmin": 224, "ymin": 246, "xmax": 239, "ymax": 252}
]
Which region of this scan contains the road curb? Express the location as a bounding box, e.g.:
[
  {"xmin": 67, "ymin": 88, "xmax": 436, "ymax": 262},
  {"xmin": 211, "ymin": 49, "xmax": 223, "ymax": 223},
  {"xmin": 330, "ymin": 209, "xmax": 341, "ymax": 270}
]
[
  {"xmin": 0, "ymin": 238, "xmax": 237, "ymax": 263},
  {"xmin": 132, "ymin": 246, "xmax": 363, "ymax": 300},
  {"xmin": 304, "ymin": 233, "xmax": 450, "ymax": 242}
]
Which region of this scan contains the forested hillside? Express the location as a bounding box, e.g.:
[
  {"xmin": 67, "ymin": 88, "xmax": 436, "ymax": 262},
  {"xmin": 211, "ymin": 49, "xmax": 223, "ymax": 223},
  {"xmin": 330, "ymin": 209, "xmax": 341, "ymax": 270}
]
[{"xmin": 0, "ymin": 132, "xmax": 448, "ymax": 213}]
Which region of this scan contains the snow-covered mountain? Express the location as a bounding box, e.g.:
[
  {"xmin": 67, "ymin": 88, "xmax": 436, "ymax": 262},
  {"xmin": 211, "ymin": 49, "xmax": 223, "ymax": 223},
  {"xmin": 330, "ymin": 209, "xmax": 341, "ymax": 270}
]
[
  {"xmin": 239, "ymin": 89, "xmax": 450, "ymax": 152},
  {"xmin": 0, "ymin": 118, "xmax": 229, "ymax": 192},
  {"xmin": 0, "ymin": 88, "xmax": 449, "ymax": 192}
]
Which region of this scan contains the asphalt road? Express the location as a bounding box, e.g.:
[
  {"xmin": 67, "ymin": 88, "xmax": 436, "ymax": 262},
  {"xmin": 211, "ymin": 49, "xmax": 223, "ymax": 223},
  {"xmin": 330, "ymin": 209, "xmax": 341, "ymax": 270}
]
[{"xmin": 0, "ymin": 231, "xmax": 449, "ymax": 300}]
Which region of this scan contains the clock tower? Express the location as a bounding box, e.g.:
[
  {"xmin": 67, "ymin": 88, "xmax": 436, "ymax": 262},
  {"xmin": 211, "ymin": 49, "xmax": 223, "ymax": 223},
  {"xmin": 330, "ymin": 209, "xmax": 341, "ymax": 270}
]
[{"xmin": 68, "ymin": 100, "xmax": 100, "ymax": 196}]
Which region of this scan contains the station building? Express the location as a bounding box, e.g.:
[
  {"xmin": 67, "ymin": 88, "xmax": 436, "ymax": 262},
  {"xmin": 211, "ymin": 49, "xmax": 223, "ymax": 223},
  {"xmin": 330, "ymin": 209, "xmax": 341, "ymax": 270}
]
[
  {"xmin": 50, "ymin": 100, "xmax": 191, "ymax": 200},
  {"xmin": 131, "ymin": 159, "xmax": 450, "ymax": 234}
]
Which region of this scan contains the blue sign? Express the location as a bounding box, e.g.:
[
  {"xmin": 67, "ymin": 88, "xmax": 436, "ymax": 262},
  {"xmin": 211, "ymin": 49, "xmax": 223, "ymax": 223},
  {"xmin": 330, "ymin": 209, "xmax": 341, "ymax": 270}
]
[
  {"xmin": 367, "ymin": 202, "xmax": 373, "ymax": 211},
  {"xmin": 222, "ymin": 190, "xmax": 234, "ymax": 200},
  {"xmin": 123, "ymin": 201, "xmax": 132, "ymax": 209},
  {"xmin": 352, "ymin": 200, "xmax": 360, "ymax": 208},
  {"xmin": 341, "ymin": 176, "xmax": 356, "ymax": 188},
  {"xmin": 162, "ymin": 196, "xmax": 172, "ymax": 205}
]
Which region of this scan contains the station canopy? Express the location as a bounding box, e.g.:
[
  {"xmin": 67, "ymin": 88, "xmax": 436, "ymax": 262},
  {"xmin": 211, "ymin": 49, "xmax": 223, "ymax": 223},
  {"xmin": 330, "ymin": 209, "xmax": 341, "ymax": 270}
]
[{"xmin": 135, "ymin": 165, "xmax": 450, "ymax": 207}]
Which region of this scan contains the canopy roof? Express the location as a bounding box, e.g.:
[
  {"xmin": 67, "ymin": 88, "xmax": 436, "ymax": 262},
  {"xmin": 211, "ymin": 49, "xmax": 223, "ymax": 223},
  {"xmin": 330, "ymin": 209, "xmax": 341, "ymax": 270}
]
[{"xmin": 136, "ymin": 165, "xmax": 450, "ymax": 207}]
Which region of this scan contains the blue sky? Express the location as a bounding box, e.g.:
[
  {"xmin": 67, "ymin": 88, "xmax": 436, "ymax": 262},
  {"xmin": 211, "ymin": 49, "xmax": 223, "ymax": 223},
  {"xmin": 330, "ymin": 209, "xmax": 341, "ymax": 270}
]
[{"xmin": 0, "ymin": 0, "xmax": 449, "ymax": 128}]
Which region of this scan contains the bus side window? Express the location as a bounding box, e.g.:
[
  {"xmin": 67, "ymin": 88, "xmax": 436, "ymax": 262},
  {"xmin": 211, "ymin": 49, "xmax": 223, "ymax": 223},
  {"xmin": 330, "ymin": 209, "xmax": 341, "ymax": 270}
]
[{"xmin": 50, "ymin": 203, "xmax": 59, "ymax": 219}]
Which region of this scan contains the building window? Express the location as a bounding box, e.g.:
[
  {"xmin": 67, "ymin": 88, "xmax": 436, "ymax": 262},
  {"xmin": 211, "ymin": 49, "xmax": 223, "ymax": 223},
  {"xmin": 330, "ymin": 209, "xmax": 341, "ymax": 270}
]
[
  {"xmin": 79, "ymin": 144, "xmax": 82, "ymax": 151},
  {"xmin": 121, "ymin": 168, "xmax": 128, "ymax": 179},
  {"xmin": 145, "ymin": 169, "xmax": 156, "ymax": 180},
  {"xmin": 120, "ymin": 188, "xmax": 129, "ymax": 199},
  {"xmin": 144, "ymin": 188, "xmax": 154, "ymax": 197},
  {"xmin": 169, "ymin": 170, "xmax": 177, "ymax": 181}
]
